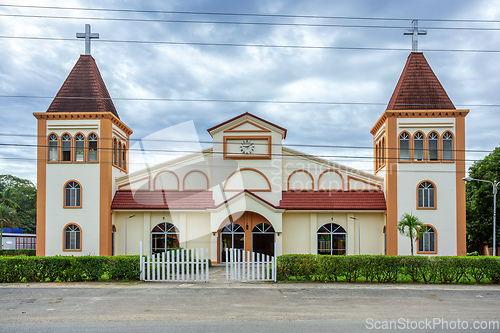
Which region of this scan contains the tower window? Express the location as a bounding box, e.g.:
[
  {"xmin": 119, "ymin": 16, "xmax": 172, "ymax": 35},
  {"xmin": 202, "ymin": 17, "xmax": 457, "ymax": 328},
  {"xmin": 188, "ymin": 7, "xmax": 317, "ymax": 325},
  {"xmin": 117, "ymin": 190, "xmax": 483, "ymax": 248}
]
[
  {"xmin": 62, "ymin": 134, "xmax": 72, "ymax": 161},
  {"xmin": 381, "ymin": 137, "xmax": 385, "ymax": 166},
  {"xmin": 413, "ymin": 132, "xmax": 424, "ymax": 161},
  {"xmin": 48, "ymin": 134, "xmax": 58, "ymax": 162},
  {"xmin": 75, "ymin": 134, "xmax": 85, "ymax": 162},
  {"xmin": 118, "ymin": 142, "xmax": 122, "ymax": 168},
  {"xmin": 428, "ymin": 132, "xmax": 438, "ymax": 161},
  {"xmin": 64, "ymin": 224, "xmax": 81, "ymax": 251},
  {"xmin": 122, "ymin": 143, "xmax": 126, "ymax": 170},
  {"xmin": 443, "ymin": 132, "xmax": 453, "ymax": 161},
  {"xmin": 88, "ymin": 133, "xmax": 98, "ymax": 162},
  {"xmin": 418, "ymin": 225, "xmax": 436, "ymax": 253},
  {"xmin": 399, "ymin": 132, "xmax": 410, "ymax": 161},
  {"xmin": 113, "ymin": 139, "xmax": 117, "ymax": 165},
  {"xmin": 65, "ymin": 181, "xmax": 81, "ymax": 207},
  {"xmin": 418, "ymin": 181, "xmax": 435, "ymax": 208}
]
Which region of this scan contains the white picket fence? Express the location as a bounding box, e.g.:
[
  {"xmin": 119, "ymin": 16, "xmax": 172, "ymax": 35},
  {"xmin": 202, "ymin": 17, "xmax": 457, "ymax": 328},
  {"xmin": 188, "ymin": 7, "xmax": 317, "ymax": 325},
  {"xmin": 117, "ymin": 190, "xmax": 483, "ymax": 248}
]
[
  {"xmin": 140, "ymin": 242, "xmax": 209, "ymax": 282},
  {"xmin": 225, "ymin": 246, "xmax": 277, "ymax": 282}
]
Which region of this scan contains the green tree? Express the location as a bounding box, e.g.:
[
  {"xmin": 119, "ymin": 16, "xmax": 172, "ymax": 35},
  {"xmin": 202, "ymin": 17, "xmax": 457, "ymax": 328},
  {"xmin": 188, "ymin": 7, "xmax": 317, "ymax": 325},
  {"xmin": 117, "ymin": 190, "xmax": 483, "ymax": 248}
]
[
  {"xmin": 466, "ymin": 146, "xmax": 500, "ymax": 252},
  {"xmin": 0, "ymin": 187, "xmax": 21, "ymax": 247},
  {"xmin": 397, "ymin": 213, "xmax": 424, "ymax": 255},
  {"xmin": 0, "ymin": 175, "xmax": 37, "ymax": 234}
]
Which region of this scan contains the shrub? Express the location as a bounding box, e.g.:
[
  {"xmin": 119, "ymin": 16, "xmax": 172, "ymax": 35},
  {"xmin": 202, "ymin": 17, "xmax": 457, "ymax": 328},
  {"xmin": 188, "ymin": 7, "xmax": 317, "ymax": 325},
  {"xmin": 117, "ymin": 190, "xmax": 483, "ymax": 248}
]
[
  {"xmin": 0, "ymin": 255, "xmax": 141, "ymax": 283},
  {"xmin": 277, "ymin": 254, "xmax": 500, "ymax": 284},
  {"xmin": 0, "ymin": 249, "xmax": 36, "ymax": 256}
]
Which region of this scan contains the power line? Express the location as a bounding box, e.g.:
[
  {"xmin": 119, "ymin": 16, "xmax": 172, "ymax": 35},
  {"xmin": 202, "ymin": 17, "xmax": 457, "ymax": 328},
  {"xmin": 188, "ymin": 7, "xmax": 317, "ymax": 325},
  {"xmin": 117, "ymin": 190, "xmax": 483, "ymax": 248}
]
[
  {"xmin": 0, "ymin": 94, "xmax": 498, "ymax": 108},
  {"xmin": 1, "ymin": 4, "xmax": 500, "ymax": 24},
  {"xmin": 0, "ymin": 154, "xmax": 491, "ymax": 175},
  {"xmin": 0, "ymin": 133, "xmax": 494, "ymax": 154},
  {"xmin": 0, "ymin": 142, "xmax": 493, "ymax": 164},
  {"xmin": 2, "ymin": 35, "xmax": 500, "ymax": 54},
  {"xmin": 3, "ymin": 13, "xmax": 500, "ymax": 31}
]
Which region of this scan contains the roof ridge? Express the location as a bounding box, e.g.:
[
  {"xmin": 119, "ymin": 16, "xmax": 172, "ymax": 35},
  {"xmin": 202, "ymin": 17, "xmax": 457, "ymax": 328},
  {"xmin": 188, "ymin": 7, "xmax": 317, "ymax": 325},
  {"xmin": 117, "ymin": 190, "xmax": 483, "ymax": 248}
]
[{"xmin": 387, "ymin": 52, "xmax": 455, "ymax": 110}]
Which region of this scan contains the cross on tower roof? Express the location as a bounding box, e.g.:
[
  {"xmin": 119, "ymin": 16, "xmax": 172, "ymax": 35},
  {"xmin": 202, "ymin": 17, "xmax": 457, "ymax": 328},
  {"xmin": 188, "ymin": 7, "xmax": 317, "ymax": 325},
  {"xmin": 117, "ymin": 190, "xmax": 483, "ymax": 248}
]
[
  {"xmin": 404, "ymin": 20, "xmax": 427, "ymax": 52},
  {"xmin": 76, "ymin": 24, "xmax": 99, "ymax": 55}
]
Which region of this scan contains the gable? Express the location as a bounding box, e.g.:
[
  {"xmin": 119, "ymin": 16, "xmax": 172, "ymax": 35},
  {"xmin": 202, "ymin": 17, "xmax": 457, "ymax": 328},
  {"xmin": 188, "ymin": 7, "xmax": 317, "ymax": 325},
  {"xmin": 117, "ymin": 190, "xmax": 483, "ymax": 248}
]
[
  {"xmin": 207, "ymin": 112, "xmax": 286, "ymax": 139},
  {"xmin": 224, "ymin": 120, "xmax": 271, "ymax": 133}
]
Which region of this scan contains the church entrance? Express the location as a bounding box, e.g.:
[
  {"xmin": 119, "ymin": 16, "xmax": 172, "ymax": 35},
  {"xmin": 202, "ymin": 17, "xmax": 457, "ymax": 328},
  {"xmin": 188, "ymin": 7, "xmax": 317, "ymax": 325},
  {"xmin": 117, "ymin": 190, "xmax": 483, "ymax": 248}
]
[{"xmin": 218, "ymin": 212, "xmax": 275, "ymax": 263}]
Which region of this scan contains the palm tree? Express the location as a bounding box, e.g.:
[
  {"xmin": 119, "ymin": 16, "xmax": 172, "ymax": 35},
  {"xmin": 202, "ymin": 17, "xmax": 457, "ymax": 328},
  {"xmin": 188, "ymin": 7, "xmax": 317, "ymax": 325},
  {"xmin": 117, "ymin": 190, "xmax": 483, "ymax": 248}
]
[
  {"xmin": 0, "ymin": 187, "xmax": 21, "ymax": 247},
  {"xmin": 397, "ymin": 213, "xmax": 424, "ymax": 255}
]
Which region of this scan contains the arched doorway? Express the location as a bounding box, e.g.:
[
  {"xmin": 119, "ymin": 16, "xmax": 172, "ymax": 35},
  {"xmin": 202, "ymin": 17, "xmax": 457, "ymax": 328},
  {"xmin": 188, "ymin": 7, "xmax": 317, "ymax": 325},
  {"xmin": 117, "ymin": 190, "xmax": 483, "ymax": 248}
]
[
  {"xmin": 252, "ymin": 223, "xmax": 275, "ymax": 257},
  {"xmin": 218, "ymin": 212, "xmax": 275, "ymax": 263}
]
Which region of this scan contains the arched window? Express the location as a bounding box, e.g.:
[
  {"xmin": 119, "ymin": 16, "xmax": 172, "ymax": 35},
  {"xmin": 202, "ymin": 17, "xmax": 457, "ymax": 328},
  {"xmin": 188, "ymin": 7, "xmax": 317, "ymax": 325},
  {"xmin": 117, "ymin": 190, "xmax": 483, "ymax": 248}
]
[
  {"xmin": 381, "ymin": 137, "xmax": 385, "ymax": 166},
  {"xmin": 151, "ymin": 222, "xmax": 179, "ymax": 254},
  {"xmin": 428, "ymin": 132, "xmax": 438, "ymax": 161},
  {"xmin": 64, "ymin": 224, "xmax": 81, "ymax": 250},
  {"xmin": 113, "ymin": 139, "xmax": 117, "ymax": 165},
  {"xmin": 65, "ymin": 181, "xmax": 81, "ymax": 207},
  {"xmin": 48, "ymin": 134, "xmax": 58, "ymax": 162},
  {"xmin": 122, "ymin": 143, "xmax": 126, "ymax": 170},
  {"xmin": 112, "ymin": 225, "xmax": 116, "ymax": 256},
  {"xmin": 413, "ymin": 132, "xmax": 424, "ymax": 161},
  {"xmin": 418, "ymin": 225, "xmax": 436, "ymax": 253},
  {"xmin": 399, "ymin": 132, "xmax": 410, "ymax": 161},
  {"xmin": 88, "ymin": 133, "xmax": 98, "ymax": 162},
  {"xmin": 376, "ymin": 142, "xmax": 380, "ymax": 169},
  {"xmin": 443, "ymin": 132, "xmax": 453, "ymax": 161},
  {"xmin": 383, "ymin": 226, "xmax": 386, "ymax": 255},
  {"xmin": 418, "ymin": 181, "xmax": 435, "ymax": 208},
  {"xmin": 221, "ymin": 223, "xmax": 245, "ymax": 262},
  {"xmin": 118, "ymin": 142, "xmax": 122, "ymax": 168},
  {"xmin": 75, "ymin": 133, "xmax": 85, "ymax": 162},
  {"xmin": 317, "ymin": 223, "xmax": 346, "ymax": 255},
  {"xmin": 62, "ymin": 133, "xmax": 72, "ymax": 161}
]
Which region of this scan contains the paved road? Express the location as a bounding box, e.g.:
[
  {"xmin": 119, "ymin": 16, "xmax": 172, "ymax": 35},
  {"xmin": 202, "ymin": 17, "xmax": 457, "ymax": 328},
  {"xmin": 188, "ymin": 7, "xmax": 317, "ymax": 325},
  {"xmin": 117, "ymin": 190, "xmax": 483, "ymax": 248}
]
[{"xmin": 1, "ymin": 267, "xmax": 499, "ymax": 332}]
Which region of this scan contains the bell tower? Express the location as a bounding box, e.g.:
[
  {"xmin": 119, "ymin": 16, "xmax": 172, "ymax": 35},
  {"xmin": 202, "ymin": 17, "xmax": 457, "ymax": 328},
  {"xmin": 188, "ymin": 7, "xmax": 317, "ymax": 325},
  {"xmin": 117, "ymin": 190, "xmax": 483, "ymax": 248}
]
[
  {"xmin": 34, "ymin": 25, "xmax": 132, "ymax": 256},
  {"xmin": 371, "ymin": 52, "xmax": 468, "ymax": 256}
]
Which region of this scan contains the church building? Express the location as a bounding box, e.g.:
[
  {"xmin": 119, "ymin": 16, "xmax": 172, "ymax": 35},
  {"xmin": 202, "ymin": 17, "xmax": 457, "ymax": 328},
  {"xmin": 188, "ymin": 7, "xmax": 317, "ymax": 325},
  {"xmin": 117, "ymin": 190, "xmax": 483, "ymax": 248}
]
[{"xmin": 34, "ymin": 30, "xmax": 468, "ymax": 261}]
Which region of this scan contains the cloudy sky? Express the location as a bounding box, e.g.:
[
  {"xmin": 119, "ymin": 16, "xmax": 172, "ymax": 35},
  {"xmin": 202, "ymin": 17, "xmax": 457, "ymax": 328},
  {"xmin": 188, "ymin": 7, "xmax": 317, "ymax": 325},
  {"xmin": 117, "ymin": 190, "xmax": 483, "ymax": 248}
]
[{"xmin": 1, "ymin": 0, "xmax": 500, "ymax": 184}]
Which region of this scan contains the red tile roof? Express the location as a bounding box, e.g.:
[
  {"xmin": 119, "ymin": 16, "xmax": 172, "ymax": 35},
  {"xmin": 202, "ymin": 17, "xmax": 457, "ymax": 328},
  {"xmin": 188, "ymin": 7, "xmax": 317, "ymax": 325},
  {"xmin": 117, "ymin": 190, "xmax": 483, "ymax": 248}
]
[
  {"xmin": 279, "ymin": 191, "xmax": 386, "ymax": 210},
  {"xmin": 47, "ymin": 55, "xmax": 119, "ymax": 118},
  {"xmin": 111, "ymin": 190, "xmax": 215, "ymax": 210},
  {"xmin": 111, "ymin": 190, "xmax": 386, "ymax": 211},
  {"xmin": 387, "ymin": 52, "xmax": 455, "ymax": 110}
]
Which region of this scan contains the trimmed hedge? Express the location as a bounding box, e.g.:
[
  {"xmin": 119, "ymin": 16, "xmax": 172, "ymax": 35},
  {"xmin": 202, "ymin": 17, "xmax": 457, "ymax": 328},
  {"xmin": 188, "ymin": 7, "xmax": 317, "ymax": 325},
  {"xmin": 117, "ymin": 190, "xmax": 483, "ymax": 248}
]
[
  {"xmin": 277, "ymin": 254, "xmax": 500, "ymax": 284},
  {"xmin": 0, "ymin": 249, "xmax": 36, "ymax": 257},
  {"xmin": 0, "ymin": 255, "xmax": 140, "ymax": 283}
]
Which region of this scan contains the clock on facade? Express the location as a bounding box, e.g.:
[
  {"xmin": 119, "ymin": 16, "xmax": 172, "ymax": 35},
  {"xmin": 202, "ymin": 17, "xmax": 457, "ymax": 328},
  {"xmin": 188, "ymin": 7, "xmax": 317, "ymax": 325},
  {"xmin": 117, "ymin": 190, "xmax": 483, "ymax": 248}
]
[{"xmin": 240, "ymin": 139, "xmax": 254, "ymax": 154}]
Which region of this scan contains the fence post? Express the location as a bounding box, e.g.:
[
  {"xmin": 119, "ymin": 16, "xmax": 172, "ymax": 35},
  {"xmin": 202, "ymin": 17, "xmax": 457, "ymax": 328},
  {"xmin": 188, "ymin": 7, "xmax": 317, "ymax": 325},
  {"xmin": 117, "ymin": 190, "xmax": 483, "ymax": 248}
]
[
  {"xmin": 162, "ymin": 252, "xmax": 165, "ymax": 281},
  {"xmin": 205, "ymin": 248, "xmax": 209, "ymax": 282},
  {"xmin": 139, "ymin": 241, "xmax": 144, "ymax": 281},
  {"xmin": 274, "ymin": 242, "xmax": 277, "ymax": 282},
  {"xmin": 225, "ymin": 248, "xmax": 229, "ymax": 281}
]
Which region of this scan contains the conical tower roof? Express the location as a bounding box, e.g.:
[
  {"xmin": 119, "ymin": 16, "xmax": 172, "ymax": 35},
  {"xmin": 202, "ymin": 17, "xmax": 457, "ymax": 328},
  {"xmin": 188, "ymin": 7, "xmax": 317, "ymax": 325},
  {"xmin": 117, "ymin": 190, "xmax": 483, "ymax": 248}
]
[
  {"xmin": 46, "ymin": 55, "xmax": 119, "ymax": 118},
  {"xmin": 387, "ymin": 52, "xmax": 455, "ymax": 110}
]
